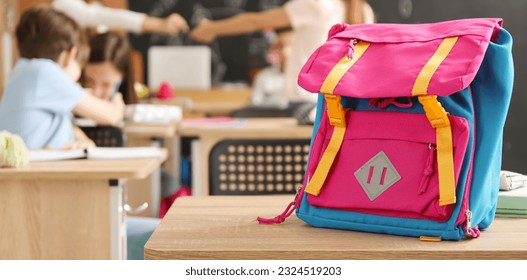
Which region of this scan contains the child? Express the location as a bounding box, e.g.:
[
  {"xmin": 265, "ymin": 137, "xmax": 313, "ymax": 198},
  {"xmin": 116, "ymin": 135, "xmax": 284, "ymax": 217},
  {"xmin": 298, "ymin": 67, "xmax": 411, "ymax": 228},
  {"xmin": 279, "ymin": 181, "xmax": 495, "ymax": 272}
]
[
  {"xmin": 0, "ymin": 5, "xmax": 123, "ymax": 150},
  {"xmin": 250, "ymin": 27, "xmax": 293, "ymax": 109},
  {"xmin": 82, "ymin": 32, "xmax": 137, "ymax": 104},
  {"xmin": 0, "ymin": 5, "xmax": 158, "ymax": 260},
  {"xmin": 83, "ymin": 32, "xmax": 164, "ymax": 261},
  {"xmin": 230, "ymin": 27, "xmax": 316, "ymax": 123},
  {"xmin": 191, "ymin": 0, "xmax": 375, "ymax": 104},
  {"xmin": 83, "ymin": 33, "xmax": 181, "ymax": 257}
]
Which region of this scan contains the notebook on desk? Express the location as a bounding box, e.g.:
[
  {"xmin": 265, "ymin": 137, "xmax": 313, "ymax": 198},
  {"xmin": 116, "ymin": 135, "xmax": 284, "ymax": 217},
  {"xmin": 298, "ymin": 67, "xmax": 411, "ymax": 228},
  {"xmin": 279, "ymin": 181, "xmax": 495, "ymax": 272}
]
[
  {"xmin": 29, "ymin": 147, "xmax": 165, "ymax": 162},
  {"xmin": 500, "ymin": 170, "xmax": 527, "ymax": 191},
  {"xmin": 148, "ymin": 46, "xmax": 211, "ymax": 90},
  {"xmin": 496, "ymin": 186, "xmax": 527, "ymax": 217},
  {"xmin": 125, "ymin": 104, "xmax": 182, "ymax": 124}
]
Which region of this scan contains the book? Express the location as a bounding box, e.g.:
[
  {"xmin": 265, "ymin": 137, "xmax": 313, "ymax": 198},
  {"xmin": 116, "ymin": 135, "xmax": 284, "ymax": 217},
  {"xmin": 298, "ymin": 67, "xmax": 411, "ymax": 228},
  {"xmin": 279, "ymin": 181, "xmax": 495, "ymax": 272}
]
[
  {"xmin": 124, "ymin": 104, "xmax": 182, "ymax": 124},
  {"xmin": 496, "ymin": 186, "xmax": 527, "ymax": 217},
  {"xmin": 495, "ymin": 208, "xmax": 527, "ymax": 217},
  {"xmin": 499, "ymin": 170, "xmax": 527, "ymax": 191},
  {"xmin": 29, "ymin": 147, "xmax": 164, "ymax": 162}
]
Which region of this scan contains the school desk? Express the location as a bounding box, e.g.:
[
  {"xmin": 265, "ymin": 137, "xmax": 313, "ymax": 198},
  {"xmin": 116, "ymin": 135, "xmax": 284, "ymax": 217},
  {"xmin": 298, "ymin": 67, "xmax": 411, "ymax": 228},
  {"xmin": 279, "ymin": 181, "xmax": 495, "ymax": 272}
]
[
  {"xmin": 0, "ymin": 155, "xmax": 165, "ymax": 260},
  {"xmin": 124, "ymin": 122, "xmax": 178, "ymax": 217},
  {"xmin": 149, "ymin": 87, "xmax": 251, "ymax": 118},
  {"xmin": 144, "ymin": 195, "xmax": 527, "ymax": 260},
  {"xmin": 176, "ymin": 118, "xmax": 314, "ymax": 195}
]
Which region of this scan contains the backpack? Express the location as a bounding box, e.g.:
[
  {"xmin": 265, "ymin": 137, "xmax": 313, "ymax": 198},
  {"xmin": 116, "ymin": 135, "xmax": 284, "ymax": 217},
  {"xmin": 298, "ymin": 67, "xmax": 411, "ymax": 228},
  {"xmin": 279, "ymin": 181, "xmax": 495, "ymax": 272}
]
[{"xmin": 258, "ymin": 18, "xmax": 514, "ymax": 241}]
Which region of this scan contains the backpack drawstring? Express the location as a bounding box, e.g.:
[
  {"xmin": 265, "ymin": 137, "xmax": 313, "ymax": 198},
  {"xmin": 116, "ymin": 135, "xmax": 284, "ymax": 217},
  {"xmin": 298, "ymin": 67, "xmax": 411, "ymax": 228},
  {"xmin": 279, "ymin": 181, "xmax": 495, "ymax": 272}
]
[
  {"xmin": 369, "ymin": 97, "xmax": 413, "ymax": 109},
  {"xmin": 257, "ymin": 186, "xmax": 303, "ymax": 225},
  {"xmin": 256, "ymin": 201, "xmax": 295, "ymax": 224}
]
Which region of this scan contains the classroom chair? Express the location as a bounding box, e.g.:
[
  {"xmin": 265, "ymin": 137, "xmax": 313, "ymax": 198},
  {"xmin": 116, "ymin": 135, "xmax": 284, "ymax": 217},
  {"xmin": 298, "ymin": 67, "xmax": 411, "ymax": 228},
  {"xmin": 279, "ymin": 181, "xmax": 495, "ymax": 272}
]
[
  {"xmin": 80, "ymin": 126, "xmax": 125, "ymax": 147},
  {"xmin": 208, "ymin": 139, "xmax": 311, "ymax": 195}
]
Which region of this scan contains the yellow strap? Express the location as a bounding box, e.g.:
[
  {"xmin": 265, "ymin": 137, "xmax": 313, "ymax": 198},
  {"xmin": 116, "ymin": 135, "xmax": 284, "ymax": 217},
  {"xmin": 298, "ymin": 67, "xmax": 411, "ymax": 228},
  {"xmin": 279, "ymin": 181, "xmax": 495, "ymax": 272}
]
[
  {"xmin": 436, "ymin": 126, "xmax": 456, "ymax": 205},
  {"xmin": 412, "ymin": 37, "xmax": 459, "ymax": 96},
  {"xmin": 320, "ymin": 42, "xmax": 371, "ymax": 95},
  {"xmin": 305, "ymin": 125, "xmax": 346, "ymax": 196},
  {"xmin": 305, "ymin": 42, "xmax": 370, "ymax": 196},
  {"xmin": 418, "ymin": 95, "xmax": 456, "ymax": 206},
  {"xmin": 413, "ymin": 37, "xmax": 459, "ymax": 206},
  {"xmin": 419, "ymin": 236, "xmax": 442, "ymax": 242}
]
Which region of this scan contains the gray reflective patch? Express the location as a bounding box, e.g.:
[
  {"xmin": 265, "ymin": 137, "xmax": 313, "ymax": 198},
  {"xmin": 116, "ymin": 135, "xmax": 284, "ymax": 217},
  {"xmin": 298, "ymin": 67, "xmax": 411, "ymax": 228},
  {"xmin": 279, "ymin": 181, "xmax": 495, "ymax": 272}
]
[{"xmin": 354, "ymin": 151, "xmax": 401, "ymax": 201}]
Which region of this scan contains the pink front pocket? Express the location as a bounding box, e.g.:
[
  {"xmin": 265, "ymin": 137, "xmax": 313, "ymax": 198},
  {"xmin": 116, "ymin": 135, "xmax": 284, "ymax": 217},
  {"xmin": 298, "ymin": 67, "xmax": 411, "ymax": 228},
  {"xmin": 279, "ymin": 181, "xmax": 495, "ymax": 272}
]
[{"xmin": 307, "ymin": 110, "xmax": 470, "ymax": 222}]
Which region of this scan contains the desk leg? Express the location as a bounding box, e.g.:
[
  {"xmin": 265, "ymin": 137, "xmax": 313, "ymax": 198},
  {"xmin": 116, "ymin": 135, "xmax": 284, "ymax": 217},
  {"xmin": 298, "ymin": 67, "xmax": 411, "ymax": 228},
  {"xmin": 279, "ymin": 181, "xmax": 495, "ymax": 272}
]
[
  {"xmin": 150, "ymin": 166, "xmax": 161, "ymax": 217},
  {"xmin": 109, "ymin": 180, "xmax": 126, "ymax": 260},
  {"xmin": 167, "ymin": 136, "xmax": 181, "ymax": 192},
  {"xmin": 126, "ymin": 137, "xmax": 159, "ymax": 217},
  {"xmin": 191, "ymin": 139, "xmax": 202, "ymax": 195}
]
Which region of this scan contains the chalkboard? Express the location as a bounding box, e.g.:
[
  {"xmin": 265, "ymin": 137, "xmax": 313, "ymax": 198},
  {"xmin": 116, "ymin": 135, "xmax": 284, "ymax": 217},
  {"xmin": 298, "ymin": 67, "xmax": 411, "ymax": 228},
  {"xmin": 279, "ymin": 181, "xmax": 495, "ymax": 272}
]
[
  {"xmin": 368, "ymin": 0, "xmax": 527, "ymax": 174},
  {"xmin": 128, "ymin": 0, "xmax": 288, "ymax": 85}
]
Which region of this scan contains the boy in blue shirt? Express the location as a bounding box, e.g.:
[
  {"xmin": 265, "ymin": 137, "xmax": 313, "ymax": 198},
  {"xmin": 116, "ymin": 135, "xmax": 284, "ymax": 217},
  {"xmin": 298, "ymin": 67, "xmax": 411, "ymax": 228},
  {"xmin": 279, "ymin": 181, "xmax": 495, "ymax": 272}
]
[{"xmin": 0, "ymin": 5, "xmax": 124, "ymax": 150}]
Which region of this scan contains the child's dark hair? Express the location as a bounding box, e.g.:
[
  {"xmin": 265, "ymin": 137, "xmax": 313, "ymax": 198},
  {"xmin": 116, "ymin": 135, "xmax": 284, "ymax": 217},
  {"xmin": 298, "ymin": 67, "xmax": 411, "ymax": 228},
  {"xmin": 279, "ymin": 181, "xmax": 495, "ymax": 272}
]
[
  {"xmin": 16, "ymin": 5, "xmax": 89, "ymax": 65},
  {"xmin": 89, "ymin": 33, "xmax": 131, "ymax": 75},
  {"xmin": 87, "ymin": 32, "xmax": 137, "ymax": 104}
]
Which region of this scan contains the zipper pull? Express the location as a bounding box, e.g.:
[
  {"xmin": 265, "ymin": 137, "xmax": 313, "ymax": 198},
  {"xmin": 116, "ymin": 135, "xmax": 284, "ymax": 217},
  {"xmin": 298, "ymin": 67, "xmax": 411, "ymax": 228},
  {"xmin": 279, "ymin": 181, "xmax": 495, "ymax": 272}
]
[
  {"xmin": 347, "ymin": 39, "xmax": 358, "ymax": 59},
  {"xmin": 257, "ymin": 185, "xmax": 303, "ymax": 225},
  {"xmin": 418, "ymin": 144, "xmax": 435, "ymax": 194},
  {"xmin": 465, "ymin": 210, "xmax": 481, "ymax": 238}
]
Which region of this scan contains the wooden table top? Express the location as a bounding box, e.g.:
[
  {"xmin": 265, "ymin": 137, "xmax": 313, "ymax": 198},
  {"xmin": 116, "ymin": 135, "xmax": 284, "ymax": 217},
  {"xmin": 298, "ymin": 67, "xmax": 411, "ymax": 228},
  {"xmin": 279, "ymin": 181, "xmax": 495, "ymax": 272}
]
[
  {"xmin": 145, "ymin": 195, "xmax": 527, "ymax": 260},
  {"xmin": 124, "ymin": 122, "xmax": 177, "ymax": 138},
  {"xmin": 177, "ymin": 118, "xmax": 314, "ymax": 138},
  {"xmin": 0, "ymin": 154, "xmax": 166, "ymax": 180},
  {"xmin": 149, "ymin": 87, "xmax": 251, "ymax": 117}
]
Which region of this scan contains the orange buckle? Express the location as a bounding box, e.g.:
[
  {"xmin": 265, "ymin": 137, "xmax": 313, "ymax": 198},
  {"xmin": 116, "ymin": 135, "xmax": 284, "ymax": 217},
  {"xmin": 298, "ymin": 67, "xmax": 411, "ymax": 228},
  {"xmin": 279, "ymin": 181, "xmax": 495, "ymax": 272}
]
[
  {"xmin": 418, "ymin": 95, "xmax": 450, "ymax": 128},
  {"xmin": 325, "ymin": 94, "xmax": 346, "ymax": 127}
]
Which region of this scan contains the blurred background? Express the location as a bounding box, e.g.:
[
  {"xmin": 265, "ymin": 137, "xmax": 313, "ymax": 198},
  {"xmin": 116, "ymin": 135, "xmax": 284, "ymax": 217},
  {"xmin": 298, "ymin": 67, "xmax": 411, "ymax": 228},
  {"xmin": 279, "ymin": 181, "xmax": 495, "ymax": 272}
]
[{"xmin": 1, "ymin": 0, "xmax": 526, "ymax": 173}]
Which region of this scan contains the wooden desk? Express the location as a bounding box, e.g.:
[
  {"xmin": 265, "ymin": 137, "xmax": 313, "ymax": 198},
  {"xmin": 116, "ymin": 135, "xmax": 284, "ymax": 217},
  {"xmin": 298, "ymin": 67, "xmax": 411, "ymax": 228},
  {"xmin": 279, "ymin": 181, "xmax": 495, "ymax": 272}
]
[
  {"xmin": 124, "ymin": 122, "xmax": 178, "ymax": 217},
  {"xmin": 145, "ymin": 195, "xmax": 527, "ymax": 260},
  {"xmin": 0, "ymin": 156, "xmax": 165, "ymax": 260},
  {"xmin": 177, "ymin": 118, "xmax": 314, "ymax": 195},
  {"xmin": 150, "ymin": 87, "xmax": 251, "ymax": 118}
]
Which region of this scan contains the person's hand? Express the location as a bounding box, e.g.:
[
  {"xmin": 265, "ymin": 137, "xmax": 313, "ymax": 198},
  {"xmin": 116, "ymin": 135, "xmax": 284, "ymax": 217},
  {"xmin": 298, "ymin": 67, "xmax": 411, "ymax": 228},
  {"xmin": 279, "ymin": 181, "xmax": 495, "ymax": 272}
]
[
  {"xmin": 62, "ymin": 139, "xmax": 96, "ymax": 150},
  {"xmin": 142, "ymin": 13, "xmax": 188, "ymax": 35},
  {"xmin": 163, "ymin": 13, "xmax": 189, "ymax": 35},
  {"xmin": 190, "ymin": 19, "xmax": 216, "ymax": 43}
]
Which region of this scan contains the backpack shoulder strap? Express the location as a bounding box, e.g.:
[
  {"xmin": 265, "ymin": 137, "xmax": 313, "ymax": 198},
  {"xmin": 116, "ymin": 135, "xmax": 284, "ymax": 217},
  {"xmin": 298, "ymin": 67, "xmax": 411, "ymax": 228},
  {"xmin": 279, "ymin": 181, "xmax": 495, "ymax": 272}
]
[
  {"xmin": 305, "ymin": 41, "xmax": 370, "ymax": 196},
  {"xmin": 413, "ymin": 37, "xmax": 459, "ymax": 206}
]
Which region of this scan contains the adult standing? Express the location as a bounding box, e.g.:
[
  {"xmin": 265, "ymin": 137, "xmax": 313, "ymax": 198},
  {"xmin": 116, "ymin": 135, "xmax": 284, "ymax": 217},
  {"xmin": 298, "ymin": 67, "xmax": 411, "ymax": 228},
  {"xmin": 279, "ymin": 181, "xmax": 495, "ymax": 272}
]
[{"xmin": 190, "ymin": 0, "xmax": 375, "ymax": 104}]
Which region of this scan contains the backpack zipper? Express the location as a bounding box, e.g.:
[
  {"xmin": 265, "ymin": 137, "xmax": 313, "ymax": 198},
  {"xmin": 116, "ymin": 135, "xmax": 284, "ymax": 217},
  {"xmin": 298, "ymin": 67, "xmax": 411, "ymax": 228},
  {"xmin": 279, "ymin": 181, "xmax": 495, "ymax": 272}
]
[
  {"xmin": 459, "ymin": 87, "xmax": 479, "ymax": 238},
  {"xmin": 417, "ymin": 144, "xmax": 436, "ymax": 195},
  {"xmin": 347, "ymin": 39, "xmax": 359, "ymax": 59},
  {"xmin": 465, "ymin": 209, "xmax": 480, "ymax": 238}
]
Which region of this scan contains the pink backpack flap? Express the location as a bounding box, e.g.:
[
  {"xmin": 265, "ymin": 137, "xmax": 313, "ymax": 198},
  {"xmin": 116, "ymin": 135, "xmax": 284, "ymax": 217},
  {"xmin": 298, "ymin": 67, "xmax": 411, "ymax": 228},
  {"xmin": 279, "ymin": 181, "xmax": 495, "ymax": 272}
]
[{"xmin": 298, "ymin": 18, "xmax": 503, "ymax": 98}]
